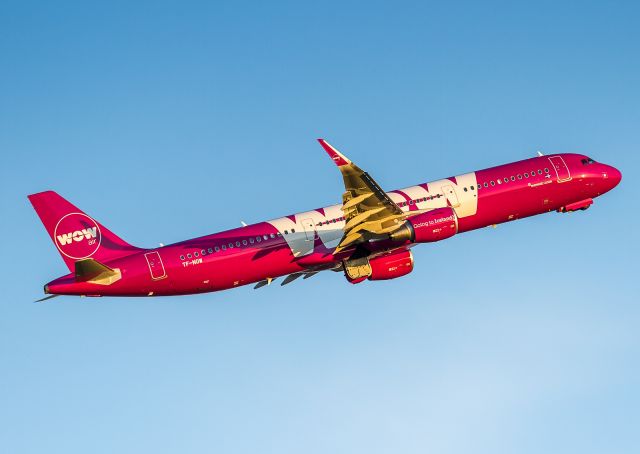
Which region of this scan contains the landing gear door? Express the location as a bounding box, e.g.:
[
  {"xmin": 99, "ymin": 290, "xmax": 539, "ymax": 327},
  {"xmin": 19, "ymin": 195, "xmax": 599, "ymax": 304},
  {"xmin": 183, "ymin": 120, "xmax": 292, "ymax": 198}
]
[
  {"xmin": 441, "ymin": 185, "xmax": 460, "ymax": 207},
  {"xmin": 145, "ymin": 251, "xmax": 167, "ymax": 280}
]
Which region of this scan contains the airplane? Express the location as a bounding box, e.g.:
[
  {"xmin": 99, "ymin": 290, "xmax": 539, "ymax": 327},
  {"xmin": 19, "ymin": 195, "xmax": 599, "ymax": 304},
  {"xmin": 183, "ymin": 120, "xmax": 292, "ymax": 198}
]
[{"xmin": 29, "ymin": 139, "xmax": 621, "ymax": 301}]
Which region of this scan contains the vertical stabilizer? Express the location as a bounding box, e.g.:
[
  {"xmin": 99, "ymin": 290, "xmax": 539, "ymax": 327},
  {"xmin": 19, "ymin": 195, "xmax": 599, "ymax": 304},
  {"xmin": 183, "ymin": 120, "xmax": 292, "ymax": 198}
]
[{"xmin": 28, "ymin": 191, "xmax": 143, "ymax": 272}]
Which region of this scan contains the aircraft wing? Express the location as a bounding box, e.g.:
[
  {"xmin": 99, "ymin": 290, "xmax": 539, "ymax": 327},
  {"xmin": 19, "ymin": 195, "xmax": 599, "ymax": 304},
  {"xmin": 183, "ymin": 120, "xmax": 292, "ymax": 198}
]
[{"xmin": 318, "ymin": 139, "xmax": 406, "ymax": 253}]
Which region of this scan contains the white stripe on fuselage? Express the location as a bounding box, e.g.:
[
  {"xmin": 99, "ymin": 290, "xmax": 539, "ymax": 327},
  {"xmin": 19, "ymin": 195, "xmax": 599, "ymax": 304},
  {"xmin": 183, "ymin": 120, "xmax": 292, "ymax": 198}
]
[{"xmin": 267, "ymin": 172, "xmax": 478, "ymax": 257}]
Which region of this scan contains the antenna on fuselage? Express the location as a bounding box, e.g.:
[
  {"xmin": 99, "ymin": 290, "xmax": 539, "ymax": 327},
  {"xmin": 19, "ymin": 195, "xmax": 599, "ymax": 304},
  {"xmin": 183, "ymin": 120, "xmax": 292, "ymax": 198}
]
[
  {"xmin": 537, "ymin": 151, "xmax": 544, "ymax": 157},
  {"xmin": 240, "ymin": 221, "xmax": 248, "ymax": 227}
]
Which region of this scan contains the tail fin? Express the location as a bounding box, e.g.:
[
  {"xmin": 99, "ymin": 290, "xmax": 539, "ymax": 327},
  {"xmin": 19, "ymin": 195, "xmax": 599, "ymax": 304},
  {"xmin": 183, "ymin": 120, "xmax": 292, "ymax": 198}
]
[{"xmin": 28, "ymin": 191, "xmax": 143, "ymax": 272}]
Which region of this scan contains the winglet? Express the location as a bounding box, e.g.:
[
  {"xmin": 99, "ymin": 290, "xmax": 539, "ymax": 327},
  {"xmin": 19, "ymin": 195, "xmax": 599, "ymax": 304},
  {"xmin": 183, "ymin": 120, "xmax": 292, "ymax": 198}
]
[{"xmin": 317, "ymin": 139, "xmax": 351, "ymax": 167}]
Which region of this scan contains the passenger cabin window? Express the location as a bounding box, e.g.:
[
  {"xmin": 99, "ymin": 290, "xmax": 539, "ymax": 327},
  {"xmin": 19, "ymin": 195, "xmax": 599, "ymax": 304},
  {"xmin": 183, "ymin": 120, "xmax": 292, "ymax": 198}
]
[{"xmin": 180, "ymin": 255, "xmax": 185, "ymax": 260}]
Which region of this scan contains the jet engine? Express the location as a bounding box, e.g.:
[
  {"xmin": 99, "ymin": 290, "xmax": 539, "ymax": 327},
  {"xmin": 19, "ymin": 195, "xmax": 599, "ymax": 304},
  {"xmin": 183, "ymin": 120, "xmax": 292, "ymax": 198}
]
[
  {"xmin": 389, "ymin": 207, "xmax": 458, "ymax": 244},
  {"xmin": 343, "ymin": 249, "xmax": 414, "ymax": 284}
]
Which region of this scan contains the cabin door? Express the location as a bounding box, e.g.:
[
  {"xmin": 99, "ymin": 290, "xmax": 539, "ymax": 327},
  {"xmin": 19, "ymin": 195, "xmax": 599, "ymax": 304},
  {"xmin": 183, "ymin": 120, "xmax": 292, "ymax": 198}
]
[
  {"xmin": 145, "ymin": 251, "xmax": 167, "ymax": 280},
  {"xmin": 441, "ymin": 185, "xmax": 460, "ymax": 207},
  {"xmin": 548, "ymin": 156, "xmax": 572, "ymax": 182},
  {"xmin": 301, "ymin": 218, "xmax": 316, "ymax": 241}
]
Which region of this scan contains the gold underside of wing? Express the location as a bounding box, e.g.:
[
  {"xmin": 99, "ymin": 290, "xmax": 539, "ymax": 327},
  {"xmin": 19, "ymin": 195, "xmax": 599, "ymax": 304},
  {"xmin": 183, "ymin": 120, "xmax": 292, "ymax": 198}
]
[{"xmin": 334, "ymin": 162, "xmax": 406, "ymax": 253}]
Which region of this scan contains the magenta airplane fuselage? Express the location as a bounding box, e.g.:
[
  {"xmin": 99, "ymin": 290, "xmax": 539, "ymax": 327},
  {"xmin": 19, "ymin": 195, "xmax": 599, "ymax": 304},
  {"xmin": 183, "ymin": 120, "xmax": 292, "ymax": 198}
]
[{"xmin": 29, "ymin": 140, "xmax": 621, "ymax": 299}]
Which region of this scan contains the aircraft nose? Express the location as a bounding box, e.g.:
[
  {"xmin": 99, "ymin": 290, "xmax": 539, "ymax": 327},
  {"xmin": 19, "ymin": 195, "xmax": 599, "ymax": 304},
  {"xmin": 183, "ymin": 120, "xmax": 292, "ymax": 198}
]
[{"xmin": 604, "ymin": 164, "xmax": 622, "ymax": 188}]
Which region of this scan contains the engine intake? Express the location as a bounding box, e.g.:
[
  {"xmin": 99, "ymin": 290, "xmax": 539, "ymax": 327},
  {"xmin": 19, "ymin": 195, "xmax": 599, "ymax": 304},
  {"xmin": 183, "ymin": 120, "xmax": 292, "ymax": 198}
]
[
  {"xmin": 389, "ymin": 207, "xmax": 458, "ymax": 243},
  {"xmin": 344, "ymin": 249, "xmax": 414, "ymax": 283}
]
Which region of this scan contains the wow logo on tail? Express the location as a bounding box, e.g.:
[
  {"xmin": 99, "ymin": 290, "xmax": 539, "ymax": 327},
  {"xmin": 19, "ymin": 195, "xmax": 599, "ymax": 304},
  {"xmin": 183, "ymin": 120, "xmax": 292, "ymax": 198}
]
[
  {"xmin": 53, "ymin": 212, "xmax": 102, "ymax": 259},
  {"xmin": 29, "ymin": 190, "xmax": 142, "ymax": 272}
]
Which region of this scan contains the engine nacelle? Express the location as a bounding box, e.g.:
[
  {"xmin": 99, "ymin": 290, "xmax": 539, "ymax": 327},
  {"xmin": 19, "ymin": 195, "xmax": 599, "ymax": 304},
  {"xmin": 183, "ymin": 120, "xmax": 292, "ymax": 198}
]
[
  {"xmin": 369, "ymin": 249, "xmax": 414, "ymax": 281},
  {"xmin": 389, "ymin": 207, "xmax": 458, "ymax": 244},
  {"xmin": 343, "ymin": 249, "xmax": 414, "ymax": 283}
]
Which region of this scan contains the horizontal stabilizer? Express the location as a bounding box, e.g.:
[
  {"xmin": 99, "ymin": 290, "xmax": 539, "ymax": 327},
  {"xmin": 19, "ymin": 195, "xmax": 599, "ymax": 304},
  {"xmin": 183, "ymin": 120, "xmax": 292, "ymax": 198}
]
[
  {"xmin": 75, "ymin": 258, "xmax": 122, "ymax": 285},
  {"xmin": 34, "ymin": 294, "xmax": 59, "ymax": 303}
]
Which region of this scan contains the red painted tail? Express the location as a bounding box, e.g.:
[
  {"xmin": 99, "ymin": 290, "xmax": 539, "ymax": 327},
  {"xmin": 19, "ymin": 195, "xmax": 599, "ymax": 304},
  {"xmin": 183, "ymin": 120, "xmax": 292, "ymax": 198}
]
[{"xmin": 28, "ymin": 191, "xmax": 143, "ymax": 272}]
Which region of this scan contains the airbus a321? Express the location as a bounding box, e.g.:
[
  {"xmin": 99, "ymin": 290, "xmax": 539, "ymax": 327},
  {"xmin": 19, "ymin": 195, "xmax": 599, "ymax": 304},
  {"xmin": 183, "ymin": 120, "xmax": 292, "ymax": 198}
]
[{"xmin": 29, "ymin": 140, "xmax": 621, "ymax": 300}]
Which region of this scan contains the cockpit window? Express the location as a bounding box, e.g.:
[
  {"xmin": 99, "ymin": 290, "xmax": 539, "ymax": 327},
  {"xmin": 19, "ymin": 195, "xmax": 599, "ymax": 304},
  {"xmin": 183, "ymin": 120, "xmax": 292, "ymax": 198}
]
[{"xmin": 581, "ymin": 158, "xmax": 595, "ymax": 165}]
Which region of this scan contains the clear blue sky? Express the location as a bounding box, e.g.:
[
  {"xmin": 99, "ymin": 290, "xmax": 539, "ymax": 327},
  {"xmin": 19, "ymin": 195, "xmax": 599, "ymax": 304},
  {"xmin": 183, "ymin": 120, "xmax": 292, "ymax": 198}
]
[{"xmin": 1, "ymin": 1, "xmax": 639, "ymax": 453}]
